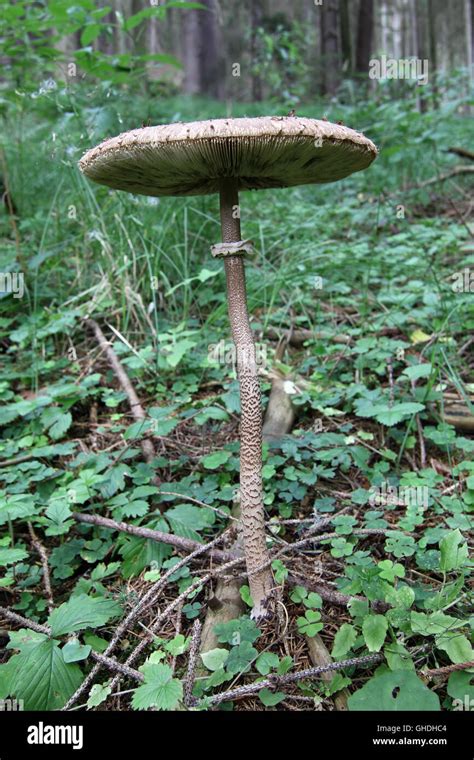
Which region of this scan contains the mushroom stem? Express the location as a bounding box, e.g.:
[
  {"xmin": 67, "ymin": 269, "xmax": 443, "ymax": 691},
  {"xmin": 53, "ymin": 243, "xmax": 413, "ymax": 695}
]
[{"xmin": 219, "ymin": 178, "xmax": 274, "ymax": 619}]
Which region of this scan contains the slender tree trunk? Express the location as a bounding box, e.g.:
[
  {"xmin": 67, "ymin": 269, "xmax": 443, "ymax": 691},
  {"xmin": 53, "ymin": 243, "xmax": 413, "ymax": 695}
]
[
  {"xmin": 466, "ymin": 0, "xmax": 473, "ymax": 82},
  {"xmin": 355, "ymin": 0, "xmax": 374, "ymax": 77},
  {"xmin": 250, "ymin": 0, "xmax": 264, "ymax": 101},
  {"xmin": 410, "ymin": 0, "xmax": 426, "ymax": 111},
  {"xmin": 183, "ymin": 8, "xmax": 201, "ymax": 94},
  {"xmin": 427, "ymin": 0, "xmax": 439, "ymax": 107},
  {"xmin": 320, "ymin": 0, "xmax": 340, "ymax": 95},
  {"xmin": 339, "ymin": 0, "xmax": 352, "ymax": 73},
  {"xmin": 199, "ymin": 0, "xmax": 223, "ymax": 99}
]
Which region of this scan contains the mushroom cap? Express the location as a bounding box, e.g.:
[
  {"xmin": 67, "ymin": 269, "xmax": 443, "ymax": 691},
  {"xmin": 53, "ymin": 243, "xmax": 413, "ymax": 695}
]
[{"xmin": 79, "ymin": 116, "xmax": 377, "ymax": 197}]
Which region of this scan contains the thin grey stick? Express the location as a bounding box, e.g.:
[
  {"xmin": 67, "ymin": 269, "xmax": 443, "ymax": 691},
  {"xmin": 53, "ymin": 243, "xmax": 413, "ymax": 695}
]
[
  {"xmin": 203, "ymin": 653, "xmax": 383, "ymax": 706},
  {"xmin": 184, "ymin": 619, "xmax": 202, "ymax": 707}
]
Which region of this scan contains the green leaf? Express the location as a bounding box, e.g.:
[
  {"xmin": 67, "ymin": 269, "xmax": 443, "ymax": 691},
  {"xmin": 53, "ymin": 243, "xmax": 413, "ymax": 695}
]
[
  {"xmin": 165, "ymin": 634, "xmax": 187, "ymax": 656},
  {"xmin": 436, "ymin": 632, "xmax": 474, "ymax": 664},
  {"xmin": 374, "ymin": 402, "xmax": 425, "ymax": 427},
  {"xmin": 46, "ymin": 500, "xmax": 72, "ymax": 525},
  {"xmin": 297, "ymin": 610, "xmax": 323, "ymax": 637},
  {"xmin": 164, "ymin": 338, "xmax": 197, "ymax": 368},
  {"xmin": 132, "ymin": 664, "xmax": 183, "ymax": 710},
  {"xmin": 384, "ymin": 643, "xmax": 414, "ymax": 671},
  {"xmin": 200, "ymin": 648, "xmax": 229, "ymax": 672},
  {"xmin": 201, "ymin": 450, "xmax": 231, "ymax": 469},
  {"xmin": 80, "ymin": 24, "xmax": 103, "ymax": 46},
  {"xmin": 48, "ymin": 594, "xmax": 122, "ymax": 637},
  {"xmin": 348, "ymin": 671, "xmax": 440, "ymax": 711},
  {"xmin": 255, "ymin": 652, "xmax": 280, "ymax": 676},
  {"xmin": 290, "ymin": 585, "xmax": 307, "ymax": 603},
  {"xmin": 439, "ymin": 529, "xmax": 469, "ymax": 572},
  {"xmin": 226, "ymin": 641, "xmax": 258, "ymax": 675},
  {"xmin": 447, "ymin": 671, "xmax": 474, "ymax": 704},
  {"xmin": 377, "ymin": 560, "xmax": 405, "ymax": 582},
  {"xmin": 362, "ymin": 614, "xmax": 388, "ymax": 652},
  {"xmin": 123, "ymin": 419, "xmax": 153, "ymax": 440},
  {"xmin": 411, "ymin": 611, "xmax": 464, "ymax": 637},
  {"xmin": 304, "ymin": 592, "xmax": 323, "ymax": 609},
  {"xmin": 87, "ymin": 682, "xmax": 112, "ymax": 709},
  {"xmin": 50, "ymin": 412, "xmax": 73, "ymax": 440},
  {"xmin": 259, "ymin": 687, "xmax": 286, "ymax": 706},
  {"xmin": 214, "ymin": 617, "xmax": 261, "ymax": 646},
  {"xmin": 384, "ymin": 584, "xmax": 415, "ymax": 610},
  {"xmin": 62, "ymin": 640, "xmax": 91, "ymax": 663},
  {"xmin": 197, "ymin": 267, "xmax": 219, "ymax": 283},
  {"xmin": 7, "ymin": 640, "xmax": 82, "ymax": 710},
  {"xmin": 332, "ymin": 623, "xmax": 357, "ymax": 658},
  {"xmin": 0, "ymin": 547, "xmax": 28, "ymax": 566},
  {"xmin": 165, "ymin": 503, "xmax": 213, "ymax": 541},
  {"xmin": 402, "ymin": 364, "xmax": 432, "ymax": 381},
  {"xmin": 239, "ymin": 584, "xmax": 252, "ymax": 607}
]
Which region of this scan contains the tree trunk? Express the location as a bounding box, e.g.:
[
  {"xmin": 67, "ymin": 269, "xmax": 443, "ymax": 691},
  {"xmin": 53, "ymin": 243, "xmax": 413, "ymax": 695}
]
[
  {"xmin": 339, "ymin": 0, "xmax": 352, "ymax": 73},
  {"xmin": 320, "ymin": 0, "xmax": 340, "ymax": 95},
  {"xmin": 355, "ymin": 0, "xmax": 374, "ymax": 76},
  {"xmin": 466, "ymin": 0, "xmax": 473, "ymax": 83},
  {"xmin": 183, "ymin": 8, "xmax": 201, "ymax": 94},
  {"xmin": 410, "ymin": 0, "xmax": 426, "ymax": 111},
  {"xmin": 250, "ymin": 0, "xmax": 264, "ymax": 101},
  {"xmin": 199, "ymin": 0, "xmax": 223, "ymax": 99}
]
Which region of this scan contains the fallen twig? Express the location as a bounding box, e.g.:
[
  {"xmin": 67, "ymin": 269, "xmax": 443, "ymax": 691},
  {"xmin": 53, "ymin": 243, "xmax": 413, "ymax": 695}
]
[
  {"xmin": 108, "ymin": 556, "xmax": 245, "ymax": 694},
  {"xmin": 415, "ymin": 165, "xmax": 474, "ymax": 188},
  {"xmin": 423, "ymin": 660, "xmax": 474, "ymax": 678},
  {"xmin": 27, "ymin": 523, "xmax": 54, "ymax": 614},
  {"xmin": 0, "ymin": 607, "xmax": 143, "ymax": 685},
  {"xmin": 72, "ymin": 511, "xmax": 232, "ymax": 562},
  {"xmin": 85, "ymin": 318, "xmax": 158, "ymax": 470},
  {"xmin": 184, "ymin": 619, "xmax": 202, "ymax": 707},
  {"xmin": 63, "ymin": 528, "xmax": 235, "ymax": 710},
  {"xmin": 447, "ymin": 147, "xmax": 474, "ymax": 162},
  {"xmin": 200, "ymin": 652, "xmax": 383, "ymax": 707},
  {"xmin": 266, "ymin": 327, "xmax": 352, "ymax": 346}
]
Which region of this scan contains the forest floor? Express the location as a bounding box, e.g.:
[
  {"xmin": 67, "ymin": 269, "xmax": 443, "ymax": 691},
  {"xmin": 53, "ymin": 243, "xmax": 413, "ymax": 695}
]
[{"xmin": 0, "ymin": 86, "xmax": 473, "ymax": 712}]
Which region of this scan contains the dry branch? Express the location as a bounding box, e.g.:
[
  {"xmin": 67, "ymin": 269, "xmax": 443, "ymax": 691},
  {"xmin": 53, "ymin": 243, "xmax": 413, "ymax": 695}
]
[
  {"xmin": 63, "ymin": 528, "xmax": 234, "ymax": 710},
  {"xmin": 201, "ymin": 652, "xmax": 383, "ymax": 707},
  {"xmin": 266, "ymin": 326, "xmax": 352, "ymax": 346},
  {"xmin": 0, "ymin": 606, "xmax": 143, "ymax": 685},
  {"xmin": 72, "ymin": 511, "xmax": 231, "ymax": 562},
  {"xmin": 415, "ymin": 165, "xmax": 474, "ymax": 188},
  {"xmin": 27, "ymin": 523, "xmax": 54, "ymax": 613},
  {"xmin": 184, "ymin": 619, "xmax": 202, "ymax": 707},
  {"xmin": 423, "ymin": 660, "xmax": 474, "ymax": 678},
  {"xmin": 85, "ymin": 318, "xmax": 158, "ymax": 469},
  {"xmin": 447, "ymin": 147, "xmax": 474, "ymax": 162}
]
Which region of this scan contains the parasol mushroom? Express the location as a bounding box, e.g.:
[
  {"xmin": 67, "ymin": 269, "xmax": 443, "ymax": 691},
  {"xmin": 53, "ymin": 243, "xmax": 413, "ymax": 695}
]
[{"xmin": 79, "ymin": 116, "xmax": 377, "ymax": 619}]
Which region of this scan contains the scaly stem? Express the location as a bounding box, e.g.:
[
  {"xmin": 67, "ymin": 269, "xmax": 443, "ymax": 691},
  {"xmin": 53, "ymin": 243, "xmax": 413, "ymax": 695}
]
[{"xmin": 219, "ymin": 178, "xmax": 274, "ymax": 618}]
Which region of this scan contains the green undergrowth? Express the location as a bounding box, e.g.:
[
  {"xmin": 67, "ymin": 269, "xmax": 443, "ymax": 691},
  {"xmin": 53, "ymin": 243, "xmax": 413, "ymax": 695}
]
[{"xmin": 0, "ymin": 80, "xmax": 473, "ymax": 711}]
